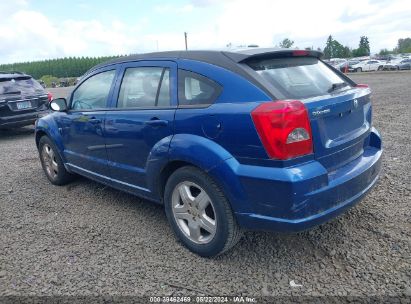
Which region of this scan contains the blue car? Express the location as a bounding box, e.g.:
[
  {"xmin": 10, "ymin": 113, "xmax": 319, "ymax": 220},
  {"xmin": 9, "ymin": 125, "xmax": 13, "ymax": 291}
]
[
  {"xmin": 398, "ymin": 58, "xmax": 411, "ymax": 70},
  {"xmin": 35, "ymin": 49, "xmax": 382, "ymax": 256}
]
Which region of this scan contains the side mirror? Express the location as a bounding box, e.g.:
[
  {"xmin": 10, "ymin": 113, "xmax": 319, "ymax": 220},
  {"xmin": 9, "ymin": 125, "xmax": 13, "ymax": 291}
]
[{"xmin": 50, "ymin": 98, "xmax": 68, "ymax": 112}]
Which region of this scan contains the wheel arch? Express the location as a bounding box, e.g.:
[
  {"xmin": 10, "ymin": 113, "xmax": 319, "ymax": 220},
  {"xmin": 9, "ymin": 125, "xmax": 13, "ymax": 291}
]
[
  {"xmin": 35, "ymin": 117, "xmax": 67, "ymax": 163},
  {"xmin": 146, "ymin": 134, "xmax": 249, "ymax": 215},
  {"xmin": 35, "ymin": 129, "xmax": 48, "ymax": 148},
  {"xmin": 157, "ymin": 160, "xmax": 197, "ymax": 202},
  {"xmin": 146, "ymin": 134, "xmax": 233, "ymax": 199}
]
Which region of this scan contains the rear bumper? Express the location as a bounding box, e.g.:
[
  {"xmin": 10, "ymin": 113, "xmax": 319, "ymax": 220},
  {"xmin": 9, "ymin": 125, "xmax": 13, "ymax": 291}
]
[
  {"xmin": 228, "ymin": 128, "xmax": 383, "ymax": 232},
  {"xmin": 0, "ymin": 111, "xmax": 48, "ymax": 128}
]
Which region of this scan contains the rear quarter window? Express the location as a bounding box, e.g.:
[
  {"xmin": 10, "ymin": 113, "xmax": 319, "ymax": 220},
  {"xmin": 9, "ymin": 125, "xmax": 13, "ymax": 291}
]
[
  {"xmin": 178, "ymin": 70, "xmax": 222, "ymax": 106},
  {"xmin": 247, "ymin": 57, "xmax": 351, "ymax": 99}
]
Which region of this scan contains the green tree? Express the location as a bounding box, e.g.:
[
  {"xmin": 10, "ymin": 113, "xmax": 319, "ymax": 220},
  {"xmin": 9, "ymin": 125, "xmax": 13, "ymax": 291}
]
[
  {"xmin": 323, "ymin": 35, "xmax": 351, "ymax": 58},
  {"xmin": 40, "ymin": 75, "xmax": 59, "ymax": 87},
  {"xmin": 352, "ymin": 36, "xmax": 370, "ymax": 57},
  {"xmin": 0, "ymin": 55, "xmax": 120, "ymax": 79},
  {"xmin": 379, "ymin": 48, "xmax": 393, "ymax": 56},
  {"xmin": 394, "ymin": 38, "xmax": 411, "ymax": 53},
  {"xmin": 323, "ymin": 35, "xmax": 334, "ymax": 59},
  {"xmin": 279, "ymin": 38, "xmax": 294, "ymax": 48},
  {"xmin": 341, "ymin": 46, "xmax": 352, "ymax": 58}
]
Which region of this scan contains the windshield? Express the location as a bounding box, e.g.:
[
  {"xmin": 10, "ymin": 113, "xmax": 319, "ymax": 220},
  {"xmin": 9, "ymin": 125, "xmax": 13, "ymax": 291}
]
[
  {"xmin": 0, "ymin": 77, "xmax": 45, "ymax": 95},
  {"xmin": 248, "ymin": 57, "xmax": 351, "ymax": 99}
]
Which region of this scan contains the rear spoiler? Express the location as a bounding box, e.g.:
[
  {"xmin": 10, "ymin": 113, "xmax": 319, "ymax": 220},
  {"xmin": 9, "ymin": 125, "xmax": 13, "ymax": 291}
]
[
  {"xmin": 223, "ymin": 48, "xmax": 323, "ymax": 63},
  {"xmin": 0, "ymin": 76, "xmax": 31, "ymax": 82}
]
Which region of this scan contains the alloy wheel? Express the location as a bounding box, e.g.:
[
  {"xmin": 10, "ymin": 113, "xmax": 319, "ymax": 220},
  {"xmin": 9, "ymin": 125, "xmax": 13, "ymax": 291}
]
[
  {"xmin": 171, "ymin": 181, "xmax": 217, "ymax": 244},
  {"xmin": 42, "ymin": 144, "xmax": 58, "ymax": 180}
]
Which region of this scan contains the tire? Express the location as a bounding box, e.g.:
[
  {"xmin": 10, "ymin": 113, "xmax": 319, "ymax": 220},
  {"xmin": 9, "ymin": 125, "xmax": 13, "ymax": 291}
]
[
  {"xmin": 356, "ymin": 68, "xmax": 362, "ymax": 72},
  {"xmin": 164, "ymin": 166, "xmax": 243, "ymax": 257},
  {"xmin": 378, "ymin": 66, "xmax": 383, "ymax": 71},
  {"xmin": 38, "ymin": 136, "xmax": 75, "ymax": 185}
]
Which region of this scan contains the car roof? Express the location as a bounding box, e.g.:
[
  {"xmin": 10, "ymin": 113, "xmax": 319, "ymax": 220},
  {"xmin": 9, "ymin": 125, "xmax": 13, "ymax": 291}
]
[
  {"xmin": 87, "ymin": 48, "xmax": 324, "ymax": 100},
  {"xmin": 91, "ymin": 48, "xmax": 323, "ymax": 73}
]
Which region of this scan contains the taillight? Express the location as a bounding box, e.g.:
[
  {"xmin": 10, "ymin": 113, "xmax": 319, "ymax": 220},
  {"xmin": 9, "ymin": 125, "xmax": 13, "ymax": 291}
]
[
  {"xmin": 47, "ymin": 92, "xmax": 53, "ymax": 102},
  {"xmin": 251, "ymin": 100, "xmax": 313, "ymax": 160},
  {"xmin": 356, "ymin": 84, "xmax": 369, "ymax": 88}
]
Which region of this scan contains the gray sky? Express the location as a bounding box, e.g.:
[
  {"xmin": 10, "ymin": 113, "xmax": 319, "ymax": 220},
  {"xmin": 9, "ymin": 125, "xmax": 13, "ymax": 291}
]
[{"xmin": 0, "ymin": 0, "xmax": 410, "ymax": 64}]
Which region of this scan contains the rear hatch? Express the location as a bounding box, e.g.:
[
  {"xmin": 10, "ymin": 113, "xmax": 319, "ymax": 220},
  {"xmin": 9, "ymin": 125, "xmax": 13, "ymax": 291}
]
[
  {"xmin": 0, "ymin": 75, "xmax": 48, "ymax": 113},
  {"xmin": 246, "ymin": 55, "xmax": 371, "ymax": 171}
]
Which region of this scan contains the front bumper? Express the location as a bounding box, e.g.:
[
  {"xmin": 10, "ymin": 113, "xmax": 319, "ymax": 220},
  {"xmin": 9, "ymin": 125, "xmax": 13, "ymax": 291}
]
[{"xmin": 232, "ymin": 128, "xmax": 383, "ymax": 232}]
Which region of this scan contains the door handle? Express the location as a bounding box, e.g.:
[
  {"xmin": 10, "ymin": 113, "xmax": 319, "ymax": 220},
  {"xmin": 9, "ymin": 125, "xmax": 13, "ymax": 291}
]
[
  {"xmin": 88, "ymin": 117, "xmax": 102, "ymax": 124},
  {"xmin": 145, "ymin": 118, "xmax": 168, "ymax": 127}
]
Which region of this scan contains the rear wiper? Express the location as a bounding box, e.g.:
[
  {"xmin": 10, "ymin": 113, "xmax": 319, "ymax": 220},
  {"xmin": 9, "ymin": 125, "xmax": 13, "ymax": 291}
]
[{"xmin": 328, "ymin": 82, "xmax": 349, "ymax": 93}]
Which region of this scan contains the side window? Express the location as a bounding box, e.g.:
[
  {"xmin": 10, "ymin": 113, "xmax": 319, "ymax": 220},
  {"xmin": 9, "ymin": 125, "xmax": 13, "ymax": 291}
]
[
  {"xmin": 71, "ymin": 70, "xmax": 115, "ymax": 110},
  {"xmin": 117, "ymin": 67, "xmax": 170, "ymax": 108},
  {"xmin": 178, "ymin": 70, "xmax": 222, "ymax": 106}
]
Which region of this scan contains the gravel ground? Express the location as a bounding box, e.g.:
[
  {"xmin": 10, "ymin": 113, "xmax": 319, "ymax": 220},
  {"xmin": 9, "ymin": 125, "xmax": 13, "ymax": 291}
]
[{"xmin": 0, "ymin": 72, "xmax": 410, "ymax": 299}]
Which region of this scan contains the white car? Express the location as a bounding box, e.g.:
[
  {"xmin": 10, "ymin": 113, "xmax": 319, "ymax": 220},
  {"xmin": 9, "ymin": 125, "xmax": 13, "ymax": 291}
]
[{"xmin": 350, "ymin": 60, "xmax": 384, "ymax": 72}]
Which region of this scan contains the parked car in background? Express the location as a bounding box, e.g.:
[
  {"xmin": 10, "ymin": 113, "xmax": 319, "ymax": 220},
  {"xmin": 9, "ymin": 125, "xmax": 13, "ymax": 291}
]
[
  {"xmin": 329, "ymin": 58, "xmax": 347, "ymax": 67},
  {"xmin": 383, "ymin": 58, "xmax": 403, "ymax": 70},
  {"xmin": 36, "ymin": 49, "xmax": 382, "ymax": 256},
  {"xmin": 351, "ymin": 56, "xmax": 370, "ymax": 62},
  {"xmin": 38, "ymin": 80, "xmax": 46, "ymax": 88},
  {"xmin": 350, "ymin": 60, "xmax": 384, "ymax": 72},
  {"xmin": 398, "ymin": 59, "xmax": 411, "ymax": 70},
  {"xmin": 0, "ymin": 72, "xmax": 52, "ymax": 129},
  {"xmin": 337, "ymin": 60, "xmax": 360, "ymax": 72},
  {"xmin": 376, "ymin": 55, "xmax": 396, "ymax": 61},
  {"xmin": 59, "ymin": 79, "xmax": 70, "ymax": 87},
  {"xmin": 336, "ymin": 61, "xmax": 349, "ymax": 72}
]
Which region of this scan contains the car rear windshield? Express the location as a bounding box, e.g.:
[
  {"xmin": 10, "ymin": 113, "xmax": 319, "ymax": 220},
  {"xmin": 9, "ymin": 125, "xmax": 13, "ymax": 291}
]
[
  {"xmin": 0, "ymin": 76, "xmax": 44, "ymax": 95},
  {"xmin": 247, "ymin": 57, "xmax": 351, "ymax": 99}
]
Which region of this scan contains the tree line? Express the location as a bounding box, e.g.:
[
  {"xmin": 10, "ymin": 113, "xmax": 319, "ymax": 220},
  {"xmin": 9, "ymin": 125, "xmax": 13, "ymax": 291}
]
[
  {"xmin": 278, "ymin": 35, "xmax": 371, "ymax": 59},
  {"xmin": 0, "ymin": 56, "xmax": 120, "ymax": 79},
  {"xmin": 379, "ymin": 38, "xmax": 411, "ymax": 56},
  {"xmin": 1, "ymin": 36, "xmax": 410, "ymax": 80},
  {"xmin": 278, "ymin": 36, "xmax": 411, "ymax": 59},
  {"xmin": 323, "ymin": 35, "xmax": 370, "ymax": 59}
]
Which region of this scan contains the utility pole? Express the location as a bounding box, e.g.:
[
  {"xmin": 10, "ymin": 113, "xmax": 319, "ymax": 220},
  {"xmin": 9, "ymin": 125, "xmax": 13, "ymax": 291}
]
[{"xmin": 184, "ymin": 32, "xmax": 188, "ymax": 50}]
